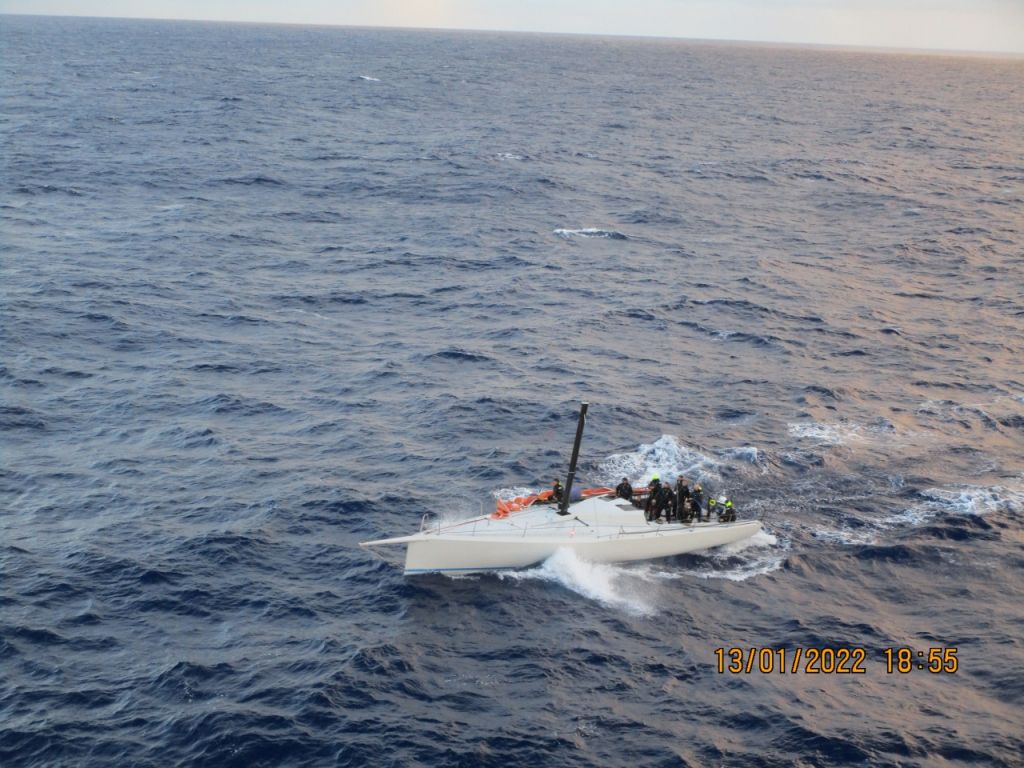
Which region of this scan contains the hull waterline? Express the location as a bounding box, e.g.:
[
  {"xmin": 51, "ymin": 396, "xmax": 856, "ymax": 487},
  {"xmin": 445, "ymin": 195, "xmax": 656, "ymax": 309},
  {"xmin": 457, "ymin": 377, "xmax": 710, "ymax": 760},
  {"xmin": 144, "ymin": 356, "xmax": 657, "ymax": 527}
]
[{"xmin": 401, "ymin": 520, "xmax": 761, "ymax": 574}]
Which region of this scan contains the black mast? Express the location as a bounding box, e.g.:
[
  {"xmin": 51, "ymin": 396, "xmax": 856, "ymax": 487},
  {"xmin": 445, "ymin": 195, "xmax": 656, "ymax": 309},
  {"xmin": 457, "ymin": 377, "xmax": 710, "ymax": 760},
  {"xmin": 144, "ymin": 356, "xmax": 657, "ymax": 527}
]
[{"xmin": 559, "ymin": 402, "xmax": 588, "ymax": 516}]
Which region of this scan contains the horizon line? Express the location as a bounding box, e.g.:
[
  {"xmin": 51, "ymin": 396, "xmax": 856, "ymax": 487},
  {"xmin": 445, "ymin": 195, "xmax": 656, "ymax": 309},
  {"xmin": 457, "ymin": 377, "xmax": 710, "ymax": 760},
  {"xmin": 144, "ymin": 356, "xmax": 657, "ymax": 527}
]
[{"xmin": 4, "ymin": 11, "xmax": 1024, "ymax": 60}]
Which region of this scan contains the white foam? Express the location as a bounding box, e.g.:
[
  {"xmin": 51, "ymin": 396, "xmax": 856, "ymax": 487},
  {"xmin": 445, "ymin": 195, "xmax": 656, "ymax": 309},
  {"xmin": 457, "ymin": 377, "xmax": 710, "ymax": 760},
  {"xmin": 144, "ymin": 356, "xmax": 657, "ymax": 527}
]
[
  {"xmin": 553, "ymin": 228, "xmax": 626, "ymax": 239},
  {"xmin": 719, "ymin": 445, "xmax": 771, "ymax": 474},
  {"xmin": 493, "ymin": 486, "xmax": 537, "ymax": 501},
  {"xmin": 658, "ymin": 541, "xmax": 787, "ymax": 582},
  {"xmin": 812, "ymin": 528, "xmax": 879, "ymax": 546},
  {"xmin": 495, "ymin": 152, "xmax": 525, "ymax": 161},
  {"xmin": 357, "ymin": 75, "xmax": 380, "ymax": 81},
  {"xmin": 686, "ymin": 529, "xmax": 787, "ymax": 581},
  {"xmin": 787, "ymin": 422, "xmax": 865, "ymax": 445},
  {"xmin": 719, "ymin": 528, "xmax": 778, "ymax": 553},
  {"xmin": 878, "ymin": 485, "xmax": 1024, "ymax": 528},
  {"xmin": 599, "ymin": 434, "xmax": 723, "ymax": 487},
  {"xmin": 721, "ymin": 446, "xmax": 762, "ymax": 464},
  {"xmin": 502, "ymin": 549, "xmax": 655, "ymax": 616},
  {"xmin": 524, "ymin": 536, "xmax": 786, "ymax": 593}
]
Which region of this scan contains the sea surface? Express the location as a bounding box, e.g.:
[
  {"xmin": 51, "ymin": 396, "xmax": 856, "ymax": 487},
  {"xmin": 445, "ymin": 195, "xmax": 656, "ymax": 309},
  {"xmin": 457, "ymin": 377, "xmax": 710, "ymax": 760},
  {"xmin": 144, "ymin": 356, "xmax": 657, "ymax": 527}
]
[{"xmin": 2, "ymin": 14, "xmax": 1023, "ymax": 767}]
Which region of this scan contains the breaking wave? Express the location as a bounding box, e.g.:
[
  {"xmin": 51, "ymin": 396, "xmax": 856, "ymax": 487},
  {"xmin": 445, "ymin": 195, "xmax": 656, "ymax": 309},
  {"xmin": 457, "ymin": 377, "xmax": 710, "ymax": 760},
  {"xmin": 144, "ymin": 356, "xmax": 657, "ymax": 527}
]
[
  {"xmin": 599, "ymin": 435, "xmax": 724, "ymax": 488},
  {"xmin": 553, "ymin": 228, "xmax": 628, "ymax": 239},
  {"xmin": 787, "ymin": 421, "xmax": 867, "ymax": 444},
  {"xmin": 880, "ymin": 484, "xmax": 1024, "ymax": 528},
  {"xmin": 502, "ymin": 549, "xmax": 656, "ymax": 616},
  {"xmin": 681, "ymin": 529, "xmax": 787, "ymax": 581},
  {"xmin": 501, "ymin": 529, "xmax": 784, "ymax": 612}
]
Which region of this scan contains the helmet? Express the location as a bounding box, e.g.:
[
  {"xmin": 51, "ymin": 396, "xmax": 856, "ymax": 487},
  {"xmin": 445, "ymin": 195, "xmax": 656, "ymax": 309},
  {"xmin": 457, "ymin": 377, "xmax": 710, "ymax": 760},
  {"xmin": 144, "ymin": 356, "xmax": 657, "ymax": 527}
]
[
  {"xmin": 725, "ymin": 500, "xmax": 733, "ymax": 507},
  {"xmin": 652, "ymin": 474, "xmax": 659, "ymax": 481},
  {"xmin": 718, "ymin": 496, "xmax": 727, "ymax": 504}
]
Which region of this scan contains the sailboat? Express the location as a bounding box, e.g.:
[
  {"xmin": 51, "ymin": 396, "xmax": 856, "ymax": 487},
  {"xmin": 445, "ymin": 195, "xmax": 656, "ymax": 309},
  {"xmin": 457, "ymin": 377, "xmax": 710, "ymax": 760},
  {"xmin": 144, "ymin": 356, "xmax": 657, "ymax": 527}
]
[{"xmin": 360, "ymin": 403, "xmax": 761, "ymax": 575}]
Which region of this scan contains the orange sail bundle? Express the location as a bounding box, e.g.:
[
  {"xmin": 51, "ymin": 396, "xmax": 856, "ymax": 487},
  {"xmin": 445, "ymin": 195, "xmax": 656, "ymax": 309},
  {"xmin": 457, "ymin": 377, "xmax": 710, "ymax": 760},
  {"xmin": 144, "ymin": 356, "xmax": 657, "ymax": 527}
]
[{"xmin": 491, "ymin": 487, "xmax": 614, "ymax": 519}]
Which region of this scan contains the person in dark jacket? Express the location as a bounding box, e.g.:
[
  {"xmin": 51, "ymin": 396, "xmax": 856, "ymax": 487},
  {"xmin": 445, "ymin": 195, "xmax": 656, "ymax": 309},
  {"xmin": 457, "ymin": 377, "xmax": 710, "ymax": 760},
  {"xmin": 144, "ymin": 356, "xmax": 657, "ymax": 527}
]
[
  {"xmin": 674, "ymin": 477, "xmax": 690, "ymax": 520},
  {"xmin": 644, "ymin": 475, "xmax": 661, "ymax": 517},
  {"xmin": 655, "ymin": 483, "xmax": 675, "ymax": 522},
  {"xmin": 551, "ymin": 478, "xmax": 564, "ymax": 504},
  {"xmin": 615, "ymin": 478, "xmax": 633, "ymax": 501},
  {"xmin": 691, "ymin": 484, "xmax": 704, "ymax": 522}
]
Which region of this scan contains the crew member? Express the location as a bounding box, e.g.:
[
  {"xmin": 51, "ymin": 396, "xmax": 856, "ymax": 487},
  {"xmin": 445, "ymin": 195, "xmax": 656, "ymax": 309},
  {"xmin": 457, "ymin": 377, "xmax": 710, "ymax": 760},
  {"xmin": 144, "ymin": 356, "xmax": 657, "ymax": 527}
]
[
  {"xmin": 552, "ymin": 478, "xmax": 564, "ymax": 504},
  {"xmin": 654, "ymin": 482, "xmax": 675, "ymax": 523},
  {"xmin": 615, "ymin": 477, "xmax": 633, "ymax": 501},
  {"xmin": 721, "ymin": 498, "xmax": 736, "ymax": 522},
  {"xmin": 644, "ymin": 475, "xmax": 661, "ymax": 516},
  {"xmin": 674, "ymin": 477, "xmax": 689, "ymax": 520},
  {"xmin": 714, "ymin": 496, "xmax": 729, "ymax": 522},
  {"xmin": 691, "ymin": 484, "xmax": 704, "ymax": 522}
]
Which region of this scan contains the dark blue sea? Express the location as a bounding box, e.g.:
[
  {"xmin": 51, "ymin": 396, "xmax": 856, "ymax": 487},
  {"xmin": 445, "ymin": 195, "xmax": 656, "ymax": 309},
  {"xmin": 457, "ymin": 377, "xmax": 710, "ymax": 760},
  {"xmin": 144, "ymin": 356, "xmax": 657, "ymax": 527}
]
[{"xmin": 2, "ymin": 14, "xmax": 1023, "ymax": 767}]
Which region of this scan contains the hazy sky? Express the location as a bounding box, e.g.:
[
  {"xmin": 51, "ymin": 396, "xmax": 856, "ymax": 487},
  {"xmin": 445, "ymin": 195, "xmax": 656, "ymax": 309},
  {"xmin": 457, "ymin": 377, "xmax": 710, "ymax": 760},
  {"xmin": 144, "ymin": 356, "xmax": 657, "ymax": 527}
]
[{"xmin": 3, "ymin": 0, "xmax": 1023, "ymax": 53}]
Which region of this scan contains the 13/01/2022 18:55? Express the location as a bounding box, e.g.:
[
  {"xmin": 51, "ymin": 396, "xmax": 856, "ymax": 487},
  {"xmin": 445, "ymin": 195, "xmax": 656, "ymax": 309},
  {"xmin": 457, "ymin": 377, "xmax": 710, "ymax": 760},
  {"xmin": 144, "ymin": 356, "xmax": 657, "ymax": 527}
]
[{"xmin": 714, "ymin": 647, "xmax": 959, "ymax": 674}]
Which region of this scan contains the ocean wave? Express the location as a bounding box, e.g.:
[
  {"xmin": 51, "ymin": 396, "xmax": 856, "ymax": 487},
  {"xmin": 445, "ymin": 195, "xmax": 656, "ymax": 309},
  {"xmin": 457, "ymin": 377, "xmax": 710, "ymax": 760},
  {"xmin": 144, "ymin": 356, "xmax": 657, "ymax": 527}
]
[
  {"xmin": 502, "ymin": 549, "xmax": 656, "ymax": 616},
  {"xmin": 494, "ymin": 530, "xmax": 784, "ymax": 613},
  {"xmin": 493, "ymin": 486, "xmax": 540, "ymax": 501},
  {"xmin": 630, "ymin": 529, "xmax": 786, "ymax": 582},
  {"xmin": 599, "ymin": 435, "xmax": 724, "ymax": 488},
  {"xmin": 553, "ymin": 228, "xmax": 627, "ymax": 240},
  {"xmin": 879, "ymin": 485, "xmax": 1023, "ymax": 528},
  {"xmin": 697, "ymin": 529, "xmax": 787, "ymax": 580},
  {"xmin": 786, "ymin": 421, "xmax": 901, "ymax": 444},
  {"xmin": 718, "ymin": 445, "xmax": 770, "ymax": 470},
  {"xmin": 193, "ymin": 393, "xmax": 287, "ymax": 417},
  {"xmin": 0, "ymin": 405, "xmax": 47, "ymax": 430},
  {"xmin": 220, "ymin": 174, "xmax": 285, "ymax": 186},
  {"xmin": 812, "ymin": 528, "xmax": 879, "ymax": 546},
  {"xmin": 787, "ymin": 421, "xmax": 866, "ymax": 445},
  {"xmin": 424, "ymin": 348, "xmax": 494, "ymax": 364}
]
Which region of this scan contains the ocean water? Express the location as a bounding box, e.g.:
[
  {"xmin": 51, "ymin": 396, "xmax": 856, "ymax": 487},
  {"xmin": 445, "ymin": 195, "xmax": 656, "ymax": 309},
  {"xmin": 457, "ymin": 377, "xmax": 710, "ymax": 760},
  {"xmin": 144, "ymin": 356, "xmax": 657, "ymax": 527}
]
[{"xmin": 2, "ymin": 14, "xmax": 1024, "ymax": 767}]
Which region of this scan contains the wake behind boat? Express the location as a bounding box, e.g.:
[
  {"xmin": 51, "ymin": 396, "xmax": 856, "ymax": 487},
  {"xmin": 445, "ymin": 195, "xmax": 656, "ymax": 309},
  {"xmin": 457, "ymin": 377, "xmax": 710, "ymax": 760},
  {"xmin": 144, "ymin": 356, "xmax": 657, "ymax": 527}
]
[{"xmin": 361, "ymin": 403, "xmax": 761, "ymax": 575}]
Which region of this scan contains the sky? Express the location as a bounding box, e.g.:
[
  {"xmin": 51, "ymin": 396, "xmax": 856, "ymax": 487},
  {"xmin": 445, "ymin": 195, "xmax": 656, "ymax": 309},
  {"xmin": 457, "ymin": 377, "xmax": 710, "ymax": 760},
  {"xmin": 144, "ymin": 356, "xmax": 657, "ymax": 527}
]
[{"xmin": 2, "ymin": 0, "xmax": 1023, "ymax": 54}]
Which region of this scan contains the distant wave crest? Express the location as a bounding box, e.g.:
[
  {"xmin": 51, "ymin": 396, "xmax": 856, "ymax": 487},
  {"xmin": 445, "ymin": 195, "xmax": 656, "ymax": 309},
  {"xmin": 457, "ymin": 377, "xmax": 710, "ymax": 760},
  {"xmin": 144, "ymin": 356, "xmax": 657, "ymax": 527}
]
[{"xmin": 553, "ymin": 228, "xmax": 627, "ymax": 240}]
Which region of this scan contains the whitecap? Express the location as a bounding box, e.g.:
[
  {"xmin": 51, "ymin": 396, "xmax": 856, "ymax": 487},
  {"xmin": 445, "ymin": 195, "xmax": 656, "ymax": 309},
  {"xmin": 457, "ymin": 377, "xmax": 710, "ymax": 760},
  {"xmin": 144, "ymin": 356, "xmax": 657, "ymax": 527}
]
[
  {"xmin": 553, "ymin": 228, "xmax": 627, "ymax": 240},
  {"xmin": 719, "ymin": 528, "xmax": 778, "ymax": 553},
  {"xmin": 812, "ymin": 528, "xmax": 879, "ymax": 546},
  {"xmin": 619, "ymin": 529, "xmax": 786, "ymax": 583},
  {"xmin": 493, "ymin": 486, "xmax": 538, "ymax": 501},
  {"xmin": 357, "ymin": 75, "xmax": 380, "ymax": 82},
  {"xmin": 787, "ymin": 422, "xmax": 865, "ymax": 445},
  {"xmin": 878, "ymin": 485, "xmax": 1023, "ymax": 528},
  {"xmin": 502, "ymin": 549, "xmax": 656, "ymax": 616},
  {"xmin": 697, "ymin": 529, "xmax": 788, "ymax": 581},
  {"xmin": 719, "ymin": 445, "xmax": 769, "ymax": 471},
  {"xmin": 599, "ymin": 434, "xmax": 723, "ymax": 487}
]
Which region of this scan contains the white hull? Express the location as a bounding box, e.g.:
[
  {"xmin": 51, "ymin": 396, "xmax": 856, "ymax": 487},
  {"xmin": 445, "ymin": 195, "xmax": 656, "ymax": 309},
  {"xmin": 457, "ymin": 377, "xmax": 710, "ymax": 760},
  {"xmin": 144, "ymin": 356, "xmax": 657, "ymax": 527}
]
[{"xmin": 362, "ymin": 495, "xmax": 761, "ymax": 575}]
